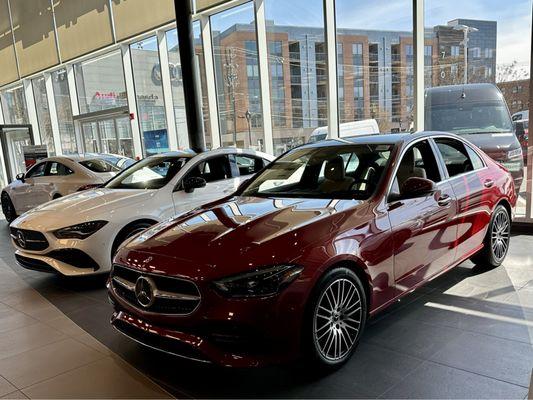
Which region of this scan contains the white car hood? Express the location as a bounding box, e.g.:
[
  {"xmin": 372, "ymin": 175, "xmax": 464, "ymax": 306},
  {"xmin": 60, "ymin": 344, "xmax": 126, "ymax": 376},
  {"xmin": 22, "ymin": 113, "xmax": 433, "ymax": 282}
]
[{"xmin": 13, "ymin": 188, "xmax": 160, "ymax": 231}]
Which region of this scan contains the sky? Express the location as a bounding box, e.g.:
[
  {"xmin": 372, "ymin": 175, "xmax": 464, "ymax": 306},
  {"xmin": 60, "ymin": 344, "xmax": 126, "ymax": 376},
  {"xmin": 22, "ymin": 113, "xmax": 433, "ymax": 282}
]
[{"xmin": 249, "ymin": 0, "xmax": 531, "ymax": 73}]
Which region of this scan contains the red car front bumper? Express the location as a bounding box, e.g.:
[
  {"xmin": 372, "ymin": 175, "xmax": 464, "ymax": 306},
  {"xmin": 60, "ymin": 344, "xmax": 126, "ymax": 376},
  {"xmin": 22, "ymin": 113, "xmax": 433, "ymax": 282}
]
[{"xmin": 108, "ymin": 273, "xmax": 308, "ymax": 367}]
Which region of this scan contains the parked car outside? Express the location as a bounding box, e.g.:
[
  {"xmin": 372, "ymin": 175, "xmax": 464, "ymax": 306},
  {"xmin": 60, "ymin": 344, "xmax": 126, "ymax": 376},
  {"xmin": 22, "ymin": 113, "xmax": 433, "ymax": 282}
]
[
  {"xmin": 425, "ymin": 83, "xmax": 523, "ymax": 193},
  {"xmin": 1, "ymin": 154, "xmax": 125, "ymax": 222},
  {"xmin": 109, "ymin": 132, "xmax": 516, "ymax": 368},
  {"xmin": 9, "ymin": 148, "xmax": 273, "ymax": 276},
  {"xmin": 308, "ymin": 119, "xmax": 380, "ymax": 143}
]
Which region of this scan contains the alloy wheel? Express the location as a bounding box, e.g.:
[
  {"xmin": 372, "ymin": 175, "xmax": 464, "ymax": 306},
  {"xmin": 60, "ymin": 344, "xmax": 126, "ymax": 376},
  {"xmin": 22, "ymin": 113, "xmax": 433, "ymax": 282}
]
[
  {"xmin": 313, "ymin": 278, "xmax": 362, "ymax": 361},
  {"xmin": 491, "ymin": 208, "xmax": 510, "ymax": 262}
]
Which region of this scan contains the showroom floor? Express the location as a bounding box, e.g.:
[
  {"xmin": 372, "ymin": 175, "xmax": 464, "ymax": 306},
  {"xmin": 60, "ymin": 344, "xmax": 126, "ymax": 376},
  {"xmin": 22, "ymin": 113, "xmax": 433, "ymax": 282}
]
[{"xmin": 0, "ymin": 218, "xmax": 532, "ymax": 399}]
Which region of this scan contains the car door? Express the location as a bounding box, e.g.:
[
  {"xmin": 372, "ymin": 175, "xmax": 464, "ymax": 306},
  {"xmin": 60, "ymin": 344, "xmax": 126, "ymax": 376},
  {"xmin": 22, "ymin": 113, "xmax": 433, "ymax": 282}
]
[
  {"xmin": 433, "ymin": 137, "xmax": 493, "ymax": 262},
  {"xmin": 387, "ymin": 139, "xmax": 458, "ymax": 293},
  {"xmin": 172, "ymin": 155, "xmax": 237, "ymax": 213},
  {"xmin": 45, "ymin": 162, "xmax": 75, "ymax": 198},
  {"xmin": 11, "ymin": 162, "xmax": 50, "ymax": 212}
]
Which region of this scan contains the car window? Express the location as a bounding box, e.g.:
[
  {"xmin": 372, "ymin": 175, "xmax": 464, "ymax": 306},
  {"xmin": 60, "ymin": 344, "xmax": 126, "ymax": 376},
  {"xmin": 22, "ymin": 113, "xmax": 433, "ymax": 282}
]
[
  {"xmin": 235, "ymin": 155, "xmax": 265, "ymax": 176},
  {"xmin": 435, "ymin": 138, "xmax": 475, "ymax": 178},
  {"xmin": 242, "ymin": 144, "xmax": 393, "ymax": 200},
  {"xmin": 105, "ymin": 156, "xmax": 190, "ymax": 190},
  {"xmin": 26, "ymin": 162, "xmax": 47, "ymax": 178},
  {"xmin": 47, "ymin": 162, "xmax": 73, "ymax": 176},
  {"xmin": 426, "ymin": 102, "xmax": 513, "ymax": 135},
  {"xmin": 465, "ymin": 146, "xmax": 485, "ymax": 170},
  {"xmin": 79, "ymin": 159, "xmax": 120, "ymax": 173},
  {"xmin": 185, "ymin": 156, "xmax": 232, "ymax": 184},
  {"xmin": 392, "ymin": 140, "xmax": 442, "ymax": 195}
]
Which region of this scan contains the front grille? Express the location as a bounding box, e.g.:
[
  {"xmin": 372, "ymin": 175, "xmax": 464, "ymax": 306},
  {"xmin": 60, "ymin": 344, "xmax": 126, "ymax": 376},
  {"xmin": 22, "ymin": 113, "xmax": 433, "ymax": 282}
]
[
  {"xmin": 112, "ymin": 318, "xmax": 210, "ymax": 363},
  {"xmin": 10, "ymin": 228, "xmax": 48, "ymax": 251},
  {"xmin": 47, "ymin": 249, "xmax": 100, "ymax": 271},
  {"xmin": 15, "ymin": 254, "xmax": 56, "ymax": 273},
  {"xmin": 111, "ymin": 264, "xmax": 201, "ymax": 315}
]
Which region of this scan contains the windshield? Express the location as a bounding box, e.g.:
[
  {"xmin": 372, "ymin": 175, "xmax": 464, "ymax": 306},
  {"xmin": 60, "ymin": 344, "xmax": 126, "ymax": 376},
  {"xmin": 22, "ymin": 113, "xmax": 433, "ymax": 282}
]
[
  {"xmin": 79, "ymin": 159, "xmax": 120, "ymax": 173},
  {"xmin": 242, "ymin": 144, "xmax": 393, "ymax": 200},
  {"xmin": 105, "ymin": 156, "xmax": 190, "ymax": 189},
  {"xmin": 426, "ymin": 102, "xmax": 513, "ymax": 135}
]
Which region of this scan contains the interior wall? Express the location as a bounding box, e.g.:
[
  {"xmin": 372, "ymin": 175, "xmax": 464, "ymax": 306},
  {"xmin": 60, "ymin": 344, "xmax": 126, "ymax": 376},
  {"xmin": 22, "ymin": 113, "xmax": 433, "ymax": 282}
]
[
  {"xmin": 0, "ymin": 0, "xmax": 18, "ymax": 86},
  {"xmin": 9, "ymin": 0, "xmax": 59, "ymax": 77},
  {"xmin": 53, "ymin": 0, "xmax": 114, "ymax": 62}
]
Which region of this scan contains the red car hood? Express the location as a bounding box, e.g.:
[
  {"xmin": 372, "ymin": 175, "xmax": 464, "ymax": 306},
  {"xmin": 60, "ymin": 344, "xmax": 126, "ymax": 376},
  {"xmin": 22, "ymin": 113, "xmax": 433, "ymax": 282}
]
[{"xmin": 115, "ymin": 196, "xmax": 365, "ymax": 280}]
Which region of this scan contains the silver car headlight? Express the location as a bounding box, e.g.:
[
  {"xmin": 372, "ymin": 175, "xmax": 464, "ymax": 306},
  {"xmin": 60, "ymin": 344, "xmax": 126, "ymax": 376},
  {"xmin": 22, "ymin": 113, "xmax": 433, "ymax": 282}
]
[
  {"xmin": 213, "ymin": 264, "xmax": 303, "ymax": 298},
  {"xmin": 53, "ymin": 221, "xmax": 108, "ymax": 239}
]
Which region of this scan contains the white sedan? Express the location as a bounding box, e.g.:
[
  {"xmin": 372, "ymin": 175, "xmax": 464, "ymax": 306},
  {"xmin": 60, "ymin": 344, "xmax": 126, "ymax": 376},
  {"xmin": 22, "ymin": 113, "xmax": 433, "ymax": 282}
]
[
  {"xmin": 9, "ymin": 148, "xmax": 273, "ymax": 276},
  {"xmin": 1, "ymin": 154, "xmax": 129, "ymax": 222}
]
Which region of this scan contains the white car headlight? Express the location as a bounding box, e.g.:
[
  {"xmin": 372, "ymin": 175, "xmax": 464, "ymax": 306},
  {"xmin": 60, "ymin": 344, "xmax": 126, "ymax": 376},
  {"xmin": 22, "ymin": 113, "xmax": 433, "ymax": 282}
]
[{"xmin": 53, "ymin": 220, "xmax": 108, "ymax": 239}]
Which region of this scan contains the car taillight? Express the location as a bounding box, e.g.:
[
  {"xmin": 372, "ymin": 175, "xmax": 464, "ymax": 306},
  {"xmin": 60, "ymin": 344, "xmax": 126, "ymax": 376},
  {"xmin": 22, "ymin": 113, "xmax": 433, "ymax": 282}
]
[{"xmin": 77, "ymin": 184, "xmax": 101, "ymax": 192}]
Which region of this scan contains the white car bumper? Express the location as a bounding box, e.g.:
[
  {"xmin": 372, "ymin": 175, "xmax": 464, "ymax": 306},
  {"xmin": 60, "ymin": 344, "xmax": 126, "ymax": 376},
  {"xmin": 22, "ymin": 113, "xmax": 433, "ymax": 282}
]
[{"xmin": 10, "ymin": 224, "xmax": 115, "ymax": 276}]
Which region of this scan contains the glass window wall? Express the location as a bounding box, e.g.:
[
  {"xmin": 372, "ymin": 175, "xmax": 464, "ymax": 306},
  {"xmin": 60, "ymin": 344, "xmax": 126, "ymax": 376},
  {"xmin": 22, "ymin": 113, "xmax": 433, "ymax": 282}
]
[
  {"xmin": 336, "ymin": 0, "xmax": 413, "ymax": 133},
  {"xmin": 51, "ymin": 69, "xmax": 78, "ymax": 154},
  {"xmin": 265, "ymin": 0, "xmax": 327, "ymax": 155},
  {"xmin": 193, "ymin": 21, "xmax": 213, "ymax": 148},
  {"xmin": 165, "ymin": 29, "xmax": 189, "ymax": 149},
  {"xmin": 0, "ymin": 86, "xmax": 29, "ymax": 125},
  {"xmin": 211, "ymin": 2, "xmax": 265, "ymax": 151},
  {"xmin": 130, "ymin": 36, "xmax": 168, "ymax": 156},
  {"xmin": 425, "ymin": 0, "xmax": 532, "ymax": 220},
  {"xmin": 74, "ymin": 51, "xmax": 128, "ymax": 114},
  {"xmin": 31, "ymin": 77, "xmax": 55, "ymax": 156}
]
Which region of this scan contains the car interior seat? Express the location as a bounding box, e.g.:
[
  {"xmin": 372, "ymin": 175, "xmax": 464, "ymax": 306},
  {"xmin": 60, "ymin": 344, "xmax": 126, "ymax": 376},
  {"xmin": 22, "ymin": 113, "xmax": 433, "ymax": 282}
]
[
  {"xmin": 396, "ymin": 149, "xmax": 427, "ymax": 190},
  {"xmin": 320, "ymin": 156, "xmax": 355, "ymax": 193}
]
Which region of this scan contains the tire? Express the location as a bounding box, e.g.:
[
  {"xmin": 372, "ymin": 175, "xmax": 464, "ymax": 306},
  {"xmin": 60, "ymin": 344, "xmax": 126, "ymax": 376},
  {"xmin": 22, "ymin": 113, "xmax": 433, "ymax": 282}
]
[
  {"xmin": 471, "ymin": 204, "xmax": 511, "ymax": 268},
  {"xmin": 1, "ymin": 192, "xmax": 17, "ymax": 223},
  {"xmin": 111, "ymin": 221, "xmax": 155, "ymax": 260},
  {"xmin": 304, "ymin": 267, "xmax": 367, "ymax": 369},
  {"xmin": 52, "ymin": 194, "xmax": 62, "ymax": 200}
]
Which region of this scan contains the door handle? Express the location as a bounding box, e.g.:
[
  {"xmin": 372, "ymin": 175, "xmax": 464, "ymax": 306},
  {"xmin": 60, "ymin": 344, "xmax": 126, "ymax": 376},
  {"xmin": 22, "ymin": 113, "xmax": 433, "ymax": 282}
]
[
  {"xmin": 437, "ymin": 195, "xmax": 452, "ymax": 207},
  {"xmin": 484, "ymin": 179, "xmax": 494, "ymax": 188}
]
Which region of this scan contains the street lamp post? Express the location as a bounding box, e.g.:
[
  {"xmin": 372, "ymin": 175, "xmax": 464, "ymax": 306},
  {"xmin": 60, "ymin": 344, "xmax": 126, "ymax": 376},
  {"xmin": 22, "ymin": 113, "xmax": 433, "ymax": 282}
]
[{"xmin": 453, "ymin": 24, "xmax": 479, "ymax": 85}]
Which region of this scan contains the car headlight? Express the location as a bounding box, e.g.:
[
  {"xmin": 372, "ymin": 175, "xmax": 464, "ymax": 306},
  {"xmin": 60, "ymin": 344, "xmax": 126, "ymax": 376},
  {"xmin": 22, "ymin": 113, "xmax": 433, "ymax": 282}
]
[
  {"xmin": 507, "ymin": 148, "xmax": 523, "ymax": 159},
  {"xmin": 213, "ymin": 264, "xmax": 303, "ymax": 298},
  {"xmin": 53, "ymin": 220, "xmax": 108, "ymax": 239}
]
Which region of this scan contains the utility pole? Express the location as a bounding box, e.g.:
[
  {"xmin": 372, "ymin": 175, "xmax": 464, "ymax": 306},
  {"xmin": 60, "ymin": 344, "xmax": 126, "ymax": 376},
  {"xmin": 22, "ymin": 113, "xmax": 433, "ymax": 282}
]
[{"xmin": 453, "ymin": 24, "xmax": 478, "ymax": 85}]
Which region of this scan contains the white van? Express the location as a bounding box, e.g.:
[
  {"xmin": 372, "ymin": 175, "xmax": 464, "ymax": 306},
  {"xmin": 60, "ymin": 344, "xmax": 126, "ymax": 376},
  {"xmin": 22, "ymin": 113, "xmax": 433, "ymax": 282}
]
[
  {"xmin": 512, "ymin": 110, "xmax": 529, "ymax": 122},
  {"xmin": 308, "ymin": 119, "xmax": 380, "ymax": 143}
]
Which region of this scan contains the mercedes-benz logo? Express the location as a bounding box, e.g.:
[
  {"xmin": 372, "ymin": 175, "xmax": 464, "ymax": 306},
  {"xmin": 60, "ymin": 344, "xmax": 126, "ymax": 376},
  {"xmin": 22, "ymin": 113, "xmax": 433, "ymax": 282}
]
[
  {"xmin": 134, "ymin": 276, "xmax": 155, "ymax": 308},
  {"xmin": 16, "ymin": 231, "xmax": 26, "ymax": 249}
]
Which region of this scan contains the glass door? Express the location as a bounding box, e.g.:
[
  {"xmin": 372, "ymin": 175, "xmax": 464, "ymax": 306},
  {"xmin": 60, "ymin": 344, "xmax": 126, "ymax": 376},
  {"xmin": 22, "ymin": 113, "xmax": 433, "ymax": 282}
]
[
  {"xmin": 0, "ymin": 126, "xmax": 33, "ymax": 181},
  {"xmin": 82, "ymin": 122, "xmax": 99, "ymax": 153},
  {"xmin": 80, "ymin": 116, "xmax": 134, "ymax": 158},
  {"xmin": 98, "ymin": 119, "xmax": 119, "ymax": 154}
]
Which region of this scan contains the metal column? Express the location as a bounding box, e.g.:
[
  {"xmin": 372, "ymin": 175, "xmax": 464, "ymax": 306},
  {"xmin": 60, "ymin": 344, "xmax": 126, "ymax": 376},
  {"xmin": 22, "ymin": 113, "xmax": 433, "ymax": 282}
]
[{"xmin": 174, "ymin": 0, "xmax": 206, "ymax": 153}]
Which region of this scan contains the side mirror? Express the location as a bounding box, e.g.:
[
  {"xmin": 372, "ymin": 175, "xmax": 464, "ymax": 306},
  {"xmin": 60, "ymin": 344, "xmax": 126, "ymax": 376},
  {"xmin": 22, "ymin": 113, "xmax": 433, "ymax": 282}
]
[
  {"xmin": 514, "ymin": 121, "xmax": 525, "ymax": 136},
  {"xmin": 400, "ymin": 177, "xmax": 436, "ymax": 199},
  {"xmin": 183, "ymin": 176, "xmax": 206, "ymax": 193},
  {"xmin": 15, "ymin": 173, "xmax": 25, "ymax": 183}
]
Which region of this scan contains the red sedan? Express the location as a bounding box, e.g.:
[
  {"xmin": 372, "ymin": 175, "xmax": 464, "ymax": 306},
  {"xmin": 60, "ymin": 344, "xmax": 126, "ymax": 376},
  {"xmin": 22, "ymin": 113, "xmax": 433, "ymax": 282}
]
[{"xmin": 108, "ymin": 132, "xmax": 516, "ymax": 368}]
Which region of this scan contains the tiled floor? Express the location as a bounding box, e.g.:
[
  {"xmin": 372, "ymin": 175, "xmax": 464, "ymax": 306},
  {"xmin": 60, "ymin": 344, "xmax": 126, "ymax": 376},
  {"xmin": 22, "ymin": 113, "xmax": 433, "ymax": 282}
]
[{"xmin": 0, "ymin": 216, "xmax": 532, "ymax": 399}]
